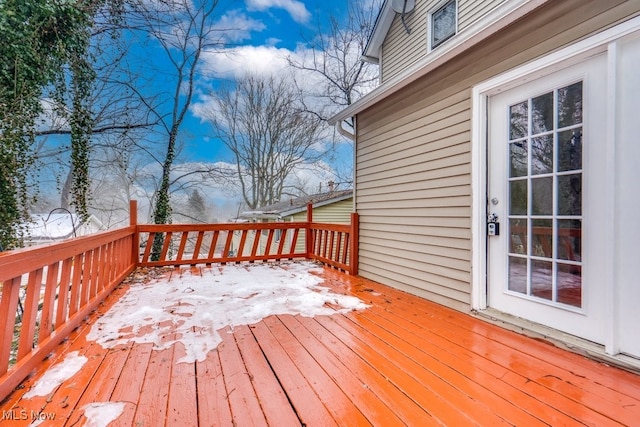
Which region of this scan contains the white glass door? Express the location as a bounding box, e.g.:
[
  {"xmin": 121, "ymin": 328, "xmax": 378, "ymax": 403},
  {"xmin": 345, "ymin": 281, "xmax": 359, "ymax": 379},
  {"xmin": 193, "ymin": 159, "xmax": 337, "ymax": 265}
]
[{"xmin": 487, "ymin": 54, "xmax": 607, "ymax": 344}]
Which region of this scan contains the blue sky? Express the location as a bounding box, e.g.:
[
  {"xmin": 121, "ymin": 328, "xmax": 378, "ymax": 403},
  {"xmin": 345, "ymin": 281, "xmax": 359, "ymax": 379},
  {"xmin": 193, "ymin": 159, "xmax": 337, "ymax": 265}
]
[{"xmin": 169, "ymin": 0, "xmax": 367, "ymax": 165}]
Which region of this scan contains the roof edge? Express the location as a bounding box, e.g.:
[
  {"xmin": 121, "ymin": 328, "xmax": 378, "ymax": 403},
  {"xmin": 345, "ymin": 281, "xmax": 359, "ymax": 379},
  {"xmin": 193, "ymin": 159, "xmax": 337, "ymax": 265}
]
[
  {"xmin": 363, "ymin": 0, "xmax": 396, "ymax": 61},
  {"xmin": 329, "ymin": 0, "xmax": 548, "ymax": 125}
]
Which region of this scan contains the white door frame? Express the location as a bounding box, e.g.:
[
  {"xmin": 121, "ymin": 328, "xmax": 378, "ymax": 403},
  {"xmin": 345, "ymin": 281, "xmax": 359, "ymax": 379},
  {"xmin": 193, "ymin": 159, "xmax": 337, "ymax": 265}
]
[{"xmin": 471, "ymin": 16, "xmax": 640, "ymax": 356}]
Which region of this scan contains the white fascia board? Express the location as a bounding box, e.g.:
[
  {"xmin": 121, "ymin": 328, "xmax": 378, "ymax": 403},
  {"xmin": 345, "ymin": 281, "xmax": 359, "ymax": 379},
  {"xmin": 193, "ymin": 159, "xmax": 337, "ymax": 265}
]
[
  {"xmin": 329, "ymin": 0, "xmax": 545, "ymax": 125},
  {"xmin": 363, "ymin": 1, "xmax": 396, "ymax": 62}
]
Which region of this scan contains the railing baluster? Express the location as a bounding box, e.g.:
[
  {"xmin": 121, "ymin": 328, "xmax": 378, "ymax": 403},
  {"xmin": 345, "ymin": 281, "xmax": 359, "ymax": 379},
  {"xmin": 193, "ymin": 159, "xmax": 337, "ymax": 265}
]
[
  {"xmin": 238, "ymin": 230, "xmax": 248, "ymax": 258},
  {"xmin": 0, "ymin": 277, "xmax": 21, "ymax": 376},
  {"xmin": 39, "ymin": 262, "xmax": 60, "ymax": 343},
  {"xmin": 142, "ymin": 232, "xmax": 154, "ymax": 262},
  {"xmin": 160, "ymin": 231, "xmax": 172, "ymax": 261},
  {"xmin": 289, "ymin": 228, "xmax": 300, "ymax": 258},
  {"xmin": 222, "ymin": 230, "xmax": 233, "ymax": 262},
  {"xmin": 17, "ymin": 269, "xmax": 43, "ymax": 360},
  {"xmin": 69, "ymin": 253, "xmax": 84, "ymax": 316},
  {"xmin": 208, "ymin": 230, "xmax": 220, "ymax": 262},
  {"xmin": 192, "ymin": 231, "xmax": 205, "ymax": 263},
  {"xmin": 90, "ymin": 246, "xmax": 101, "ymax": 299},
  {"xmin": 176, "ymin": 231, "xmax": 189, "ymax": 262},
  {"xmin": 328, "ymin": 231, "xmax": 335, "ymax": 261},
  {"xmin": 343, "ymin": 235, "xmax": 350, "ymax": 266},
  {"xmin": 264, "ymin": 229, "xmax": 275, "ymax": 257},
  {"xmin": 56, "ymin": 257, "xmax": 73, "ymax": 326},
  {"xmin": 277, "ymin": 229, "xmax": 287, "ymax": 258},
  {"xmin": 80, "ymin": 249, "xmax": 93, "ymax": 307},
  {"xmin": 251, "ymin": 229, "xmax": 261, "ymax": 258}
]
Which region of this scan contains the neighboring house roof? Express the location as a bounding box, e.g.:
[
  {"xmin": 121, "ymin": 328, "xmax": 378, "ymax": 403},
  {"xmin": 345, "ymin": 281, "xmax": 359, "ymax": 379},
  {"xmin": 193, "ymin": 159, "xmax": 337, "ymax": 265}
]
[
  {"xmin": 26, "ymin": 213, "xmax": 105, "ymax": 242},
  {"xmin": 330, "ymin": 0, "xmax": 549, "ymax": 125},
  {"xmin": 240, "ymin": 189, "xmax": 353, "ymax": 220}
]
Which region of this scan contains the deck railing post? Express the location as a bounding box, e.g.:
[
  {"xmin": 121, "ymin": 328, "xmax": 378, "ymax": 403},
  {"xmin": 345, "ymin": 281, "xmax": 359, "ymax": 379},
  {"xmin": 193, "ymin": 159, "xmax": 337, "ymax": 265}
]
[
  {"xmin": 350, "ymin": 212, "xmax": 359, "ymax": 276},
  {"xmin": 306, "ymin": 203, "xmax": 313, "ymax": 260},
  {"xmin": 130, "ymin": 199, "xmax": 139, "ymax": 266}
]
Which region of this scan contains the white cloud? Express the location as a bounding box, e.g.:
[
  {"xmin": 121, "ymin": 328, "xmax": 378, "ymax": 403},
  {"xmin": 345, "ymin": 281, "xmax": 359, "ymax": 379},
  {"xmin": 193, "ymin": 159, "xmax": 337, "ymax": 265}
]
[
  {"xmin": 201, "ymin": 44, "xmax": 293, "ymax": 78},
  {"xmin": 212, "ymin": 9, "xmax": 266, "ymax": 42},
  {"xmin": 246, "ymin": 0, "xmax": 311, "ymax": 23}
]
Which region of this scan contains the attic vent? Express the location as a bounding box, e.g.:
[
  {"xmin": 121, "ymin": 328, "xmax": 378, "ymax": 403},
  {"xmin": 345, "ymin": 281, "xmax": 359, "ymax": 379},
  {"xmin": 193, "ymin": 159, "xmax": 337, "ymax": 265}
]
[{"xmin": 391, "ymin": 0, "xmax": 415, "ymax": 34}]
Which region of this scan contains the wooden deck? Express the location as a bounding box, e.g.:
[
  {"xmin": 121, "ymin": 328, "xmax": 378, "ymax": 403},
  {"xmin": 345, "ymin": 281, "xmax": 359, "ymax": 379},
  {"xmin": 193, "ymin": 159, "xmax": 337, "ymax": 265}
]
[{"xmin": 1, "ymin": 264, "xmax": 639, "ymax": 426}]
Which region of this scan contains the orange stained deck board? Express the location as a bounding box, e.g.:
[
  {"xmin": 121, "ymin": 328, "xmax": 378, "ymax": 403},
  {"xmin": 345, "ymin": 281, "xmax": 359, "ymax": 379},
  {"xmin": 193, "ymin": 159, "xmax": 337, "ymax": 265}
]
[{"xmin": 1, "ymin": 265, "xmax": 640, "ymax": 426}]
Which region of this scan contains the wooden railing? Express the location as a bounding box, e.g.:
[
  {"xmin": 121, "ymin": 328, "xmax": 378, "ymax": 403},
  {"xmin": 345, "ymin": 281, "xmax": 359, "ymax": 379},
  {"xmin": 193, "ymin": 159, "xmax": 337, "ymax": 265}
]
[
  {"xmin": 0, "ymin": 200, "xmax": 358, "ymax": 402},
  {"xmin": 138, "ymin": 222, "xmax": 309, "ymax": 267},
  {"xmin": 0, "ymin": 227, "xmax": 137, "ymax": 400}
]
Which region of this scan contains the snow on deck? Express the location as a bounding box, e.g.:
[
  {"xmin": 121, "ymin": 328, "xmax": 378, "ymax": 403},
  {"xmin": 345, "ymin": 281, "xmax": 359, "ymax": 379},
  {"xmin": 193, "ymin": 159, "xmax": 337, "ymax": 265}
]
[{"xmin": 86, "ymin": 261, "xmax": 369, "ymax": 363}]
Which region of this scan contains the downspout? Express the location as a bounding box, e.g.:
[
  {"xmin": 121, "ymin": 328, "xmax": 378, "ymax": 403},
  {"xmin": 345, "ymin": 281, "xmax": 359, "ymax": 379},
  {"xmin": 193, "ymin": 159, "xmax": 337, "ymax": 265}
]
[{"xmin": 335, "ymin": 119, "xmax": 355, "ymax": 141}]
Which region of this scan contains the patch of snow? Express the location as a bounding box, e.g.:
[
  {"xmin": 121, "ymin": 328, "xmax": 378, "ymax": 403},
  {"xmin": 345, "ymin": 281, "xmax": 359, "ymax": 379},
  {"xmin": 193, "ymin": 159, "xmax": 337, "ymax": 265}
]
[
  {"xmin": 82, "ymin": 402, "xmax": 126, "ymax": 427},
  {"xmin": 23, "ymin": 351, "xmax": 87, "ymax": 399},
  {"xmin": 87, "ymin": 261, "xmax": 368, "ymax": 363}
]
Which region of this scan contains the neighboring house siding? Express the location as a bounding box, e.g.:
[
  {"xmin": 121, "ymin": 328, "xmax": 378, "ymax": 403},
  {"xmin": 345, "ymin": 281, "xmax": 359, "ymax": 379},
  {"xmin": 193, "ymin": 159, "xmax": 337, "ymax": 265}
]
[
  {"xmin": 290, "ymin": 198, "xmax": 353, "ymax": 253},
  {"xmin": 381, "ymin": 0, "xmax": 507, "ymax": 82},
  {"xmin": 291, "ymin": 199, "xmax": 353, "ymax": 224},
  {"xmin": 356, "ymin": 0, "xmax": 637, "ymax": 312}
]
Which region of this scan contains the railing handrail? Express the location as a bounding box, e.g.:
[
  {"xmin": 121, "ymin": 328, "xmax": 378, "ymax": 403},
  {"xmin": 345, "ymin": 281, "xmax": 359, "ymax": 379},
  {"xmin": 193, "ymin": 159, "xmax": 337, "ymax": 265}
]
[{"xmin": 0, "ymin": 226, "xmax": 136, "ymax": 282}]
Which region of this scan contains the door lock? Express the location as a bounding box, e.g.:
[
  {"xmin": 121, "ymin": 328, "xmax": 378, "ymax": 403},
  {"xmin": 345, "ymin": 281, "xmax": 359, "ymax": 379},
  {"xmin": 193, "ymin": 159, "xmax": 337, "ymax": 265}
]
[{"xmin": 487, "ymin": 213, "xmax": 500, "ymax": 236}]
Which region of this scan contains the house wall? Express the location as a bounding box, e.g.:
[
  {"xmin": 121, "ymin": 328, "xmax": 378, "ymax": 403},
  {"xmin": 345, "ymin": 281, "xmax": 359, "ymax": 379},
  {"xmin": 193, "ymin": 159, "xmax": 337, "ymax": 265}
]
[
  {"xmin": 356, "ymin": 0, "xmax": 639, "ymax": 312},
  {"xmin": 381, "ymin": 0, "xmax": 506, "ymax": 82}
]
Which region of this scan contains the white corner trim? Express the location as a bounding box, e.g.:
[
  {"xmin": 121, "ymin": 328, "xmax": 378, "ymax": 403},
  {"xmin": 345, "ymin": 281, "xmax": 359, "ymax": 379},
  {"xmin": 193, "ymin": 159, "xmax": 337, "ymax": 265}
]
[
  {"xmin": 604, "ymin": 40, "xmax": 619, "ymax": 355},
  {"xmin": 470, "ymin": 86, "xmax": 487, "ymax": 310}
]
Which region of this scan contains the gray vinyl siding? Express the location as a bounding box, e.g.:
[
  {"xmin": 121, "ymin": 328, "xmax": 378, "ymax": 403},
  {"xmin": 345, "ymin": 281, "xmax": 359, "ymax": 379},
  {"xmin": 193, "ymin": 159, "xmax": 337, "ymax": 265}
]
[
  {"xmin": 356, "ymin": 0, "xmax": 638, "ymax": 312},
  {"xmin": 381, "ymin": 0, "xmax": 507, "ymax": 82},
  {"xmin": 458, "ymin": 0, "xmax": 505, "ymax": 29}
]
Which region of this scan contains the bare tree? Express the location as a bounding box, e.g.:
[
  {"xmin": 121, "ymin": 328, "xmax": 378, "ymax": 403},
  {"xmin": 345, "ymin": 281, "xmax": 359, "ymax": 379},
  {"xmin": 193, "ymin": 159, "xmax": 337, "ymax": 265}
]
[
  {"xmin": 288, "ymin": 0, "xmax": 381, "ymax": 127},
  {"xmin": 203, "ymin": 74, "xmax": 326, "ymax": 209},
  {"xmin": 286, "ymin": 0, "xmax": 381, "ymax": 189},
  {"xmin": 123, "ymin": 0, "xmax": 223, "ymax": 231}
]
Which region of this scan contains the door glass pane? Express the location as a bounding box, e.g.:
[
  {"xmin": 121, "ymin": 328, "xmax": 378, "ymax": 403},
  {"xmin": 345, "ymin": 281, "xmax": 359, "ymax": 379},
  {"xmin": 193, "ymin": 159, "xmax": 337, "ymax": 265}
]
[
  {"xmin": 531, "ymin": 135, "xmax": 553, "ymax": 175},
  {"xmin": 509, "ymin": 219, "xmax": 527, "ymax": 255},
  {"xmin": 532, "ymin": 92, "xmax": 554, "ymax": 134},
  {"xmin": 508, "ymin": 257, "xmax": 527, "ymax": 294},
  {"xmin": 509, "ymin": 101, "xmax": 528, "ymax": 139},
  {"xmin": 531, "ymin": 260, "xmax": 553, "ymax": 301},
  {"xmin": 557, "ymin": 263, "xmax": 581, "ymax": 307},
  {"xmin": 558, "ymin": 82, "xmax": 583, "ymax": 127},
  {"xmin": 558, "ymin": 174, "xmax": 582, "ymax": 215},
  {"xmin": 510, "ymin": 180, "xmax": 527, "ymax": 215},
  {"xmin": 557, "ymin": 219, "xmax": 581, "ymax": 261},
  {"xmin": 510, "ymin": 141, "xmax": 528, "ymax": 177},
  {"xmin": 558, "ymin": 128, "xmax": 582, "ymax": 172},
  {"xmin": 503, "ymin": 80, "xmax": 583, "ymax": 309},
  {"xmin": 532, "ymin": 219, "xmax": 553, "ymax": 258},
  {"xmin": 532, "ymin": 177, "xmax": 552, "ymax": 215}
]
